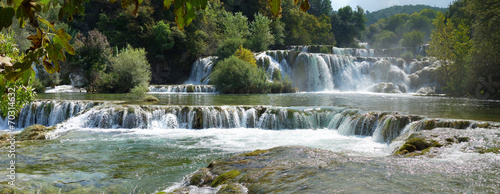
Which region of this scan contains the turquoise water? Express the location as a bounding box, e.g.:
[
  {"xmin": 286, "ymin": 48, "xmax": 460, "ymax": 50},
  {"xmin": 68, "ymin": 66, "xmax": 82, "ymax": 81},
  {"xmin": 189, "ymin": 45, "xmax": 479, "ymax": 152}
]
[{"xmin": 1, "ymin": 92, "xmax": 499, "ymax": 193}]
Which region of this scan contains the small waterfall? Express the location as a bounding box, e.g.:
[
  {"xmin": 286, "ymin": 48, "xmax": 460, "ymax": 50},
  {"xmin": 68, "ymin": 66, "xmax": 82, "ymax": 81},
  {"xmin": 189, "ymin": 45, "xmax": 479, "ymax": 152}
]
[
  {"xmin": 1, "ymin": 100, "xmax": 101, "ymax": 129},
  {"xmin": 148, "ymin": 85, "xmax": 217, "ymax": 93},
  {"xmin": 184, "ymin": 56, "xmax": 217, "ymax": 85}
]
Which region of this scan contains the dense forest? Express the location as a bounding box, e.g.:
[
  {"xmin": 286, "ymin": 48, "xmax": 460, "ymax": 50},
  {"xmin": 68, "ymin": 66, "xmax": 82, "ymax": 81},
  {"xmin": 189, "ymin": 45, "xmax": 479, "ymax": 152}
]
[
  {"xmin": 365, "ymin": 4, "xmax": 448, "ymax": 25},
  {"xmin": 1, "ymin": 0, "xmax": 500, "ymax": 115}
]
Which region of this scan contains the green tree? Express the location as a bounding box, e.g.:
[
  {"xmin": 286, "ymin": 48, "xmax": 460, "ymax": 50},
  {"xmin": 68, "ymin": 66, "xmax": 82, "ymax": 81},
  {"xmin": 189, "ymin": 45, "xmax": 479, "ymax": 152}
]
[
  {"xmin": 249, "ymin": 13, "xmax": 274, "ymax": 52},
  {"xmin": 234, "ymin": 45, "xmax": 257, "ymax": 67},
  {"xmin": 0, "ymin": 33, "xmax": 36, "ymax": 117},
  {"xmin": 331, "ymin": 6, "xmax": 366, "ymax": 47},
  {"xmin": 467, "ymin": 0, "xmax": 500, "ymax": 98},
  {"xmin": 308, "ymin": 0, "xmax": 333, "ymax": 17},
  {"xmin": 209, "ymin": 56, "xmax": 268, "ymax": 94},
  {"xmin": 400, "ymin": 30, "xmax": 423, "ymax": 48},
  {"xmin": 428, "ymin": 12, "xmax": 471, "ymax": 96},
  {"xmin": 221, "ymin": 12, "xmax": 250, "ymax": 39},
  {"xmin": 96, "ymin": 45, "xmax": 151, "ymax": 93},
  {"xmin": 270, "ymin": 18, "xmax": 285, "ymax": 47}
]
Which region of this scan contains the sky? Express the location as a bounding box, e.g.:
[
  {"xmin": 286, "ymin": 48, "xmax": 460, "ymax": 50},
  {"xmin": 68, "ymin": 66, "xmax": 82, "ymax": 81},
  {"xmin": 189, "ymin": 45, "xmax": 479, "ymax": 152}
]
[{"xmin": 331, "ymin": 0, "xmax": 455, "ymax": 12}]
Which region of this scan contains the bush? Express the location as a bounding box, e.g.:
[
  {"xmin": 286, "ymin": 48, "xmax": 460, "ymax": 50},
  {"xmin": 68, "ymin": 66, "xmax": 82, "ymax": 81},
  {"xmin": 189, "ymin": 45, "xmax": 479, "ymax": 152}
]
[
  {"xmin": 234, "ymin": 45, "xmax": 256, "ymax": 67},
  {"xmin": 401, "ymin": 51, "xmax": 414, "ymax": 62},
  {"xmin": 96, "ymin": 45, "xmax": 151, "ymax": 93},
  {"xmin": 32, "ymin": 78, "xmax": 46, "ymax": 93},
  {"xmin": 209, "ymin": 56, "xmax": 268, "ymax": 94},
  {"xmin": 216, "ymin": 38, "xmax": 246, "ymax": 59}
]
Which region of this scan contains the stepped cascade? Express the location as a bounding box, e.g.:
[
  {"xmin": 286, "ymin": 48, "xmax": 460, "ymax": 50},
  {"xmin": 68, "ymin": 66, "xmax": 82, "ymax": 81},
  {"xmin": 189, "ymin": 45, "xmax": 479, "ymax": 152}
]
[
  {"xmin": 4, "ymin": 100, "xmax": 489, "ymax": 144},
  {"xmin": 178, "ymin": 46, "xmax": 439, "ymax": 93}
]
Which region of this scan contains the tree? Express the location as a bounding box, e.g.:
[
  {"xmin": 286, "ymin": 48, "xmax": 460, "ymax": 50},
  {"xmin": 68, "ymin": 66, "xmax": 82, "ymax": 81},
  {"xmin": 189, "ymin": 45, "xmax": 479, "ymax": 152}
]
[
  {"xmin": 308, "ymin": 0, "xmax": 332, "ymax": 17},
  {"xmin": 331, "ymin": 6, "xmax": 366, "ymax": 47},
  {"xmin": 96, "ymin": 45, "xmax": 151, "ymax": 93},
  {"xmin": 428, "ymin": 12, "xmax": 471, "ymax": 95},
  {"xmin": 400, "ymin": 30, "xmax": 423, "ymax": 48},
  {"xmin": 221, "ymin": 12, "xmax": 250, "ymax": 39},
  {"xmin": 249, "ymin": 13, "xmax": 274, "ymax": 52}
]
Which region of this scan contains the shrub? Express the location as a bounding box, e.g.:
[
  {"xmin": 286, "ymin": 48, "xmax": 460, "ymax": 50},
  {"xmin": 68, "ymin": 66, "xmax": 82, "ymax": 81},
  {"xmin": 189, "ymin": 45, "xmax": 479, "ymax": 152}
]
[
  {"xmin": 96, "ymin": 45, "xmax": 151, "ymax": 93},
  {"xmin": 32, "ymin": 78, "xmax": 46, "ymax": 93},
  {"xmin": 216, "ymin": 38, "xmax": 246, "ymax": 59},
  {"xmin": 401, "ymin": 51, "xmax": 414, "ymax": 62},
  {"xmin": 234, "ymin": 45, "xmax": 256, "ymax": 67},
  {"xmin": 209, "ymin": 56, "xmax": 268, "ymax": 94}
]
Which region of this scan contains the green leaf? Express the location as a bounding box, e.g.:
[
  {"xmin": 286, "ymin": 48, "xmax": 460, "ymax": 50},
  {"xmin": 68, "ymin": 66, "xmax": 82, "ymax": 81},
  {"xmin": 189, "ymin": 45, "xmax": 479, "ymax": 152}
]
[
  {"xmin": 174, "ymin": 6, "xmax": 185, "ymax": 30},
  {"xmin": 183, "ymin": 2, "xmax": 195, "ymax": 27},
  {"xmin": 0, "ymin": 7, "xmax": 16, "ymax": 31},
  {"xmin": 21, "ymin": 68, "xmax": 35, "ymax": 86},
  {"xmin": 163, "ymin": 0, "xmax": 173, "ymax": 9},
  {"xmin": 269, "ymin": 0, "xmax": 282, "ymax": 17},
  {"xmin": 38, "ymin": 17, "xmax": 55, "ymax": 31},
  {"xmin": 53, "ymin": 28, "xmax": 75, "ymax": 55}
]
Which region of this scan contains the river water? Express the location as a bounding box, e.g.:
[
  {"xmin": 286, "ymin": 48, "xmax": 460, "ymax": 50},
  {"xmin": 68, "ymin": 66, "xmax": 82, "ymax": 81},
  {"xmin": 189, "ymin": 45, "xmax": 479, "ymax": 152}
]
[{"xmin": 1, "ymin": 92, "xmax": 499, "ymax": 193}]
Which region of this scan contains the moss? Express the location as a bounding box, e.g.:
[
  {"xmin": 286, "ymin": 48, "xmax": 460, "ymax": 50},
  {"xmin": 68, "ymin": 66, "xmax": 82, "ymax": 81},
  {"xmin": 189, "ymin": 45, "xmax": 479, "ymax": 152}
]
[
  {"xmin": 144, "ymin": 95, "xmax": 159, "ymax": 102},
  {"xmin": 16, "ymin": 125, "xmax": 52, "ymax": 141},
  {"xmin": 217, "ymin": 183, "xmax": 246, "ymax": 194},
  {"xmin": 239, "ymin": 149, "xmax": 269, "ymax": 157},
  {"xmin": 187, "ymin": 85, "xmax": 194, "ymax": 93},
  {"xmin": 421, "ymin": 119, "xmax": 437, "ymax": 130},
  {"xmin": 155, "ymin": 192, "xmax": 167, "ymax": 194},
  {"xmin": 190, "ymin": 168, "xmax": 215, "ymax": 186},
  {"xmin": 476, "ymin": 147, "xmax": 500, "ymax": 154},
  {"xmin": 476, "ymin": 122, "xmax": 490, "ymax": 128},
  {"xmin": 211, "ymin": 170, "xmax": 241, "ymax": 187},
  {"xmin": 456, "ymin": 137, "xmax": 469, "ymax": 143}
]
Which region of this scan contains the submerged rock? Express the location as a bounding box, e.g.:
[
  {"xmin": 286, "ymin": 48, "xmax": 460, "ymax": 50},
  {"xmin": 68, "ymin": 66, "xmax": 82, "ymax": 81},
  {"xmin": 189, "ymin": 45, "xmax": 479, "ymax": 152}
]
[
  {"xmin": 368, "ymin": 82, "xmax": 401, "ymax": 93},
  {"xmin": 16, "ymin": 124, "xmax": 54, "ymax": 141}
]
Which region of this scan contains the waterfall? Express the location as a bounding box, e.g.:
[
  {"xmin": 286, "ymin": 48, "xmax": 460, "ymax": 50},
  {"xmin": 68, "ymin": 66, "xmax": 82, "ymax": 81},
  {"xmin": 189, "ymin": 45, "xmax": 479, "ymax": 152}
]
[
  {"xmin": 0, "ymin": 100, "xmax": 102, "ymax": 129},
  {"xmin": 255, "ymin": 49, "xmax": 437, "ymax": 92},
  {"xmin": 184, "ymin": 56, "xmax": 217, "ymax": 85}
]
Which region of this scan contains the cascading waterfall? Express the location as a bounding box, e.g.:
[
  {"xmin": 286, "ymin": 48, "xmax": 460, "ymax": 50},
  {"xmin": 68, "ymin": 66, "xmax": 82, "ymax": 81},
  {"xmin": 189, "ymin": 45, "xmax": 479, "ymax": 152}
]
[
  {"xmin": 184, "ymin": 56, "xmax": 218, "ymax": 85},
  {"xmin": 255, "ymin": 49, "xmax": 436, "ymax": 92},
  {"xmin": 149, "ymin": 56, "xmax": 218, "ymax": 93},
  {"xmin": 2, "ymin": 100, "xmax": 102, "ymax": 128},
  {"xmin": 21, "ymin": 101, "xmax": 485, "ymax": 143}
]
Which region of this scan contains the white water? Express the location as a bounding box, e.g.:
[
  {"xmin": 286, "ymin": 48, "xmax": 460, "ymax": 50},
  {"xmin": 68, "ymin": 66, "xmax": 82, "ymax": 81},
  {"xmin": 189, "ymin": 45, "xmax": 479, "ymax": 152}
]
[
  {"xmin": 148, "ymin": 85, "xmax": 217, "ymax": 93},
  {"xmin": 45, "ymin": 85, "xmax": 87, "ymax": 93},
  {"xmin": 184, "ymin": 57, "xmax": 217, "ymax": 85},
  {"xmin": 256, "ymin": 50, "xmax": 435, "ymax": 92}
]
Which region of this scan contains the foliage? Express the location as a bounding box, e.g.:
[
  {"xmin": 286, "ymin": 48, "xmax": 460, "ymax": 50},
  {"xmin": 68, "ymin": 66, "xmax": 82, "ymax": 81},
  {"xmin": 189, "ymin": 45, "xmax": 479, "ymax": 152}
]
[
  {"xmin": 67, "ymin": 29, "xmax": 112, "ymax": 89},
  {"xmin": 373, "ymin": 30, "xmax": 397, "ymax": 48},
  {"xmin": 365, "ymin": 4, "xmax": 447, "ymax": 26},
  {"xmin": 400, "ymin": 51, "xmax": 414, "ymax": 62},
  {"xmin": 215, "ymin": 38, "xmax": 245, "ymax": 60},
  {"xmin": 221, "ymin": 12, "xmax": 250, "ymax": 39},
  {"xmin": 467, "ymin": 0, "xmax": 500, "ymax": 98},
  {"xmin": 96, "ymin": 45, "xmax": 151, "ymax": 93},
  {"xmin": 400, "ymin": 30, "xmax": 424, "ymax": 48},
  {"xmin": 270, "ymin": 18, "xmax": 285, "ymax": 47},
  {"xmin": 249, "ymin": 13, "xmax": 274, "ymax": 52},
  {"xmin": 151, "ymin": 21, "xmax": 174, "ymax": 55},
  {"xmin": 0, "ymin": 33, "xmax": 36, "ymax": 117},
  {"xmin": 307, "ymin": 0, "xmax": 333, "ymax": 17},
  {"xmin": 281, "ymin": 0, "xmax": 335, "ymax": 46},
  {"xmin": 363, "ymin": 8, "xmax": 436, "ymax": 48},
  {"xmin": 32, "ymin": 78, "xmax": 46, "ymax": 93},
  {"xmin": 428, "ymin": 12, "xmax": 471, "ymax": 96},
  {"xmin": 234, "ymin": 46, "xmax": 257, "ymax": 67},
  {"xmin": 331, "ymin": 6, "xmax": 366, "ymax": 47},
  {"xmin": 209, "ymin": 56, "xmax": 268, "ymax": 94}
]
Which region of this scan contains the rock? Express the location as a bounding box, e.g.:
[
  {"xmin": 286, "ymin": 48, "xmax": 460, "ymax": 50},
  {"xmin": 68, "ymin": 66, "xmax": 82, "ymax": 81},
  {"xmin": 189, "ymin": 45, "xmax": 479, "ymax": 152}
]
[
  {"xmin": 368, "ymin": 82, "xmax": 400, "ymax": 93},
  {"xmin": 217, "ymin": 183, "xmax": 248, "ymax": 194},
  {"xmin": 416, "ymin": 87, "xmax": 436, "ymax": 95},
  {"xmin": 144, "ymin": 95, "xmax": 159, "ymax": 102},
  {"xmin": 211, "ymin": 170, "xmax": 241, "ymax": 187},
  {"xmin": 190, "ymin": 168, "xmax": 215, "ymax": 186},
  {"xmin": 16, "ymin": 125, "xmax": 54, "ymax": 141}
]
